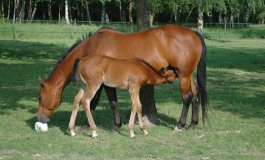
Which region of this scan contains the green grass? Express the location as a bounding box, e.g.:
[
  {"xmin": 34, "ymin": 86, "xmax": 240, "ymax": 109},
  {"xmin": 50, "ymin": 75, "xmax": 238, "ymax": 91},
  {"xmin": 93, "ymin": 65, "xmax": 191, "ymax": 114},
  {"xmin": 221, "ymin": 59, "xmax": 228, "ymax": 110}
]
[
  {"xmin": 204, "ymin": 24, "xmax": 265, "ymax": 39},
  {"xmin": 0, "ymin": 30, "xmax": 265, "ymax": 159}
]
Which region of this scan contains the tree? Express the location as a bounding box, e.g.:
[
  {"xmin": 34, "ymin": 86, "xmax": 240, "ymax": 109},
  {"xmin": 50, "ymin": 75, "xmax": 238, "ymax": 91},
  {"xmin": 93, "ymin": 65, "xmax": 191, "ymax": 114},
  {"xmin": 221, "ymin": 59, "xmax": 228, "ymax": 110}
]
[
  {"xmin": 136, "ymin": 0, "xmax": 157, "ymax": 125},
  {"xmin": 197, "ymin": 0, "xmax": 203, "ymax": 36},
  {"xmin": 65, "ymin": 0, "xmax": 70, "ymax": 24}
]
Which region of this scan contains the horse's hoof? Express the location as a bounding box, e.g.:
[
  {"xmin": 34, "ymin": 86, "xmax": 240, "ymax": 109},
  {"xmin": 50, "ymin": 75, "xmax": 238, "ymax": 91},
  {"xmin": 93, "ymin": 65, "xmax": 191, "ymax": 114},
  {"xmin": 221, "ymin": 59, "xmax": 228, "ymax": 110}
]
[{"xmin": 172, "ymin": 126, "xmax": 182, "ymax": 134}]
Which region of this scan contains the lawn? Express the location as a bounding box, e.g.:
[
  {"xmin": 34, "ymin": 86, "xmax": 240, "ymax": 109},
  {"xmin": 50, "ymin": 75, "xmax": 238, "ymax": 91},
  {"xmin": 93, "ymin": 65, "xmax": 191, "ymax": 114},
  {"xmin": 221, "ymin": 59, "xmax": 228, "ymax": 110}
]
[{"xmin": 0, "ymin": 25, "xmax": 264, "ymax": 159}]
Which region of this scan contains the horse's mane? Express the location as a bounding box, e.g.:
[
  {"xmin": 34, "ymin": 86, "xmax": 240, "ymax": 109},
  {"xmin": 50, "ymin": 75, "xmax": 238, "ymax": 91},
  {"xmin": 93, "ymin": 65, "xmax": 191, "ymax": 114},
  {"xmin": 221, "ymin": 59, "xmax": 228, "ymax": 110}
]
[
  {"xmin": 46, "ymin": 33, "xmax": 93, "ymax": 81},
  {"xmin": 138, "ymin": 59, "xmax": 165, "ymax": 78},
  {"xmin": 97, "ymin": 27, "xmax": 117, "ymax": 32}
]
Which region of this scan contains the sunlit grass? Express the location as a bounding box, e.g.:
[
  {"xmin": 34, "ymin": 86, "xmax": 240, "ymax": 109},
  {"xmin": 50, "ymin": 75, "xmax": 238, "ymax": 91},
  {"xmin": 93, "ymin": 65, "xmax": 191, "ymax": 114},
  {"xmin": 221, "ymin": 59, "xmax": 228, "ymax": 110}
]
[{"xmin": 0, "ymin": 32, "xmax": 265, "ymax": 159}]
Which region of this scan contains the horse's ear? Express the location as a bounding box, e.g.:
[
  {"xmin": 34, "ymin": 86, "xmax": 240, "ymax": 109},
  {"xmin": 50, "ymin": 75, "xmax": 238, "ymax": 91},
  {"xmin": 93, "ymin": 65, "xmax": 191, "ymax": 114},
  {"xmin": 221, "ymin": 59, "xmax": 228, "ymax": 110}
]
[{"xmin": 38, "ymin": 76, "xmax": 45, "ymax": 84}]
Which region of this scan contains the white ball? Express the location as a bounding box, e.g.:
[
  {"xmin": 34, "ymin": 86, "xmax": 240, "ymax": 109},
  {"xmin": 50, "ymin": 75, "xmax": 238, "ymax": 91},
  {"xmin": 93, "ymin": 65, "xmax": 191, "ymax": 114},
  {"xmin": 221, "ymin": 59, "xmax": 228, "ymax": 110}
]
[{"xmin": 35, "ymin": 122, "xmax": 48, "ymax": 132}]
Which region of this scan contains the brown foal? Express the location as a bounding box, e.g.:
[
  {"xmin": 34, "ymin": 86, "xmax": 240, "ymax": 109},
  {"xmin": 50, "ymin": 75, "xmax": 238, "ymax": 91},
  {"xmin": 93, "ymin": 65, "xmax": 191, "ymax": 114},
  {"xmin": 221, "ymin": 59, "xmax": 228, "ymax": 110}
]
[{"xmin": 69, "ymin": 55, "xmax": 176, "ymax": 138}]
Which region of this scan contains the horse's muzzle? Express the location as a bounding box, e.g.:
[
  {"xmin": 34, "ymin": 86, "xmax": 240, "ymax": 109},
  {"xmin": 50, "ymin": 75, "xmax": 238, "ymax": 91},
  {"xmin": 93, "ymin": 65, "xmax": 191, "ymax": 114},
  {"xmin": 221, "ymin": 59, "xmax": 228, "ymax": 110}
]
[{"xmin": 37, "ymin": 114, "xmax": 50, "ymax": 123}]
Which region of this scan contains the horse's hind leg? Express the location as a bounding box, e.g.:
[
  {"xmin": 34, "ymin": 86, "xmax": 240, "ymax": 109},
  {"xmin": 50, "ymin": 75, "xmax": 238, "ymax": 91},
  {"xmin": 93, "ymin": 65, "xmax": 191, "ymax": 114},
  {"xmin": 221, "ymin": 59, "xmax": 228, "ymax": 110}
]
[
  {"xmin": 69, "ymin": 87, "xmax": 85, "ymax": 136},
  {"xmin": 174, "ymin": 76, "xmax": 192, "ymax": 132},
  {"xmin": 103, "ymin": 85, "xmax": 121, "ymax": 132},
  {"xmin": 188, "ymin": 77, "xmax": 199, "ymax": 129}
]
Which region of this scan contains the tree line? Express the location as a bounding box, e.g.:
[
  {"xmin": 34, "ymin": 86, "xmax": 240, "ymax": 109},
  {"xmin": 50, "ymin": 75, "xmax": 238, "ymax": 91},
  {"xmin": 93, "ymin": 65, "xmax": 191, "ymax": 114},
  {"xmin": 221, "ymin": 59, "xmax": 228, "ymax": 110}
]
[{"xmin": 0, "ymin": 0, "xmax": 264, "ymax": 25}]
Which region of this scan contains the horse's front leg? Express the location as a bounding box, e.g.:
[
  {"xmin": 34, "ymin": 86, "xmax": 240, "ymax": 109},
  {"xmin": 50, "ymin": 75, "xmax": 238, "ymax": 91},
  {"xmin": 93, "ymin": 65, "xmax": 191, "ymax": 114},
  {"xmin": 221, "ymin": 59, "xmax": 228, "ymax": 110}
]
[
  {"xmin": 104, "ymin": 85, "xmax": 122, "ymax": 132},
  {"xmin": 69, "ymin": 87, "xmax": 85, "ymax": 136}
]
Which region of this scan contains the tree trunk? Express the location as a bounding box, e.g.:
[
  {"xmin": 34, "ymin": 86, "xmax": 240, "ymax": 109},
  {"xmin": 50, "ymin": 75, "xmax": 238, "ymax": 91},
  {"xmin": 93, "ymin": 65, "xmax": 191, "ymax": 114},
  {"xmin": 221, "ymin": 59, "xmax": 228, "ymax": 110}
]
[
  {"xmin": 58, "ymin": 4, "xmax": 61, "ymax": 22},
  {"xmin": 101, "ymin": 0, "xmax": 106, "ymax": 25},
  {"xmin": 18, "ymin": 0, "xmax": 25, "ymax": 22},
  {"xmin": 136, "ymin": 0, "xmax": 157, "ymax": 125},
  {"xmin": 185, "ymin": 7, "xmax": 194, "ymax": 22},
  {"xmin": 128, "ymin": 0, "xmax": 133, "ymax": 24},
  {"xmin": 30, "ymin": 1, "xmax": 37, "ymax": 22},
  {"xmin": 13, "ymin": 0, "xmax": 17, "ymax": 23},
  {"xmin": 174, "ymin": 5, "xmax": 179, "ymax": 23},
  {"xmin": 197, "ymin": 0, "xmax": 203, "ymax": 36},
  {"xmin": 85, "ymin": 0, "xmax": 91, "ymax": 24},
  {"xmin": 27, "ymin": 0, "xmax": 32, "ymax": 21},
  {"xmin": 65, "ymin": 0, "xmax": 70, "ymax": 25},
  {"xmin": 230, "ymin": 12, "xmax": 234, "ymax": 28},
  {"xmin": 48, "ymin": 0, "xmax": 52, "ymax": 21},
  {"xmin": 7, "ymin": 0, "xmax": 11, "ymax": 20},
  {"xmin": 136, "ymin": 0, "xmax": 150, "ymax": 31}
]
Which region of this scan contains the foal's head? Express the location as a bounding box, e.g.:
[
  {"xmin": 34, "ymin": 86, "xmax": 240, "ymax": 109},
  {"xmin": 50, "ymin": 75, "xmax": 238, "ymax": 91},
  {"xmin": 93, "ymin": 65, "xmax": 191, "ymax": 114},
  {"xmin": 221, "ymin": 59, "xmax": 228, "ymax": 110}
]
[
  {"xmin": 160, "ymin": 67, "xmax": 177, "ymax": 84},
  {"xmin": 36, "ymin": 79, "xmax": 62, "ymax": 123}
]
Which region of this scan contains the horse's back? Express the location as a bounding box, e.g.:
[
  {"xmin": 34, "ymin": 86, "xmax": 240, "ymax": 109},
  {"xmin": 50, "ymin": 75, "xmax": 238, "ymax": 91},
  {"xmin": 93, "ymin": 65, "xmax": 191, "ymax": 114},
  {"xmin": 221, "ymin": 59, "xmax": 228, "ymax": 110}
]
[{"xmin": 86, "ymin": 25, "xmax": 203, "ymax": 76}]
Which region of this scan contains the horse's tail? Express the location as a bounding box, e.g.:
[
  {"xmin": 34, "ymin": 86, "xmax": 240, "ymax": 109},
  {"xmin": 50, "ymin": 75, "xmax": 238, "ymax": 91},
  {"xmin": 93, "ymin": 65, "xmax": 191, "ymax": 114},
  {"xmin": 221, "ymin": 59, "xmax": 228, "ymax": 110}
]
[
  {"xmin": 195, "ymin": 31, "xmax": 208, "ymax": 125},
  {"xmin": 72, "ymin": 59, "xmax": 80, "ymax": 86}
]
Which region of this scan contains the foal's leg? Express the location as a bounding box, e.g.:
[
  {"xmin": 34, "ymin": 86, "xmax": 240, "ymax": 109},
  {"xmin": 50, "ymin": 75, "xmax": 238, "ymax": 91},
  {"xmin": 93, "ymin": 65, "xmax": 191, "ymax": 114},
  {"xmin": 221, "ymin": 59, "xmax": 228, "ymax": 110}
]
[
  {"xmin": 79, "ymin": 85, "xmax": 103, "ymax": 131},
  {"xmin": 188, "ymin": 77, "xmax": 199, "ymax": 129},
  {"xmin": 174, "ymin": 76, "xmax": 192, "ymax": 132},
  {"xmin": 128, "ymin": 87, "xmax": 139, "ymax": 138},
  {"xmin": 69, "ymin": 87, "xmax": 85, "ymax": 136},
  {"xmin": 83, "ymin": 84, "xmax": 101, "ymax": 138},
  {"xmin": 135, "ymin": 93, "xmax": 148, "ymax": 136},
  {"xmin": 104, "ymin": 85, "xmax": 122, "ymax": 131}
]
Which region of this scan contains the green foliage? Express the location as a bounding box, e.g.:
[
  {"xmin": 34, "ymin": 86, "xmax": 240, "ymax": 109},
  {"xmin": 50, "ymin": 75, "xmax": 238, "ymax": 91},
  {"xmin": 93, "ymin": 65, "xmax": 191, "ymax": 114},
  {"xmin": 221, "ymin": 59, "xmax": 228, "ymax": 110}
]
[
  {"xmin": 258, "ymin": 12, "xmax": 265, "ymax": 20},
  {"xmin": 0, "ymin": 14, "xmax": 5, "ymax": 24}
]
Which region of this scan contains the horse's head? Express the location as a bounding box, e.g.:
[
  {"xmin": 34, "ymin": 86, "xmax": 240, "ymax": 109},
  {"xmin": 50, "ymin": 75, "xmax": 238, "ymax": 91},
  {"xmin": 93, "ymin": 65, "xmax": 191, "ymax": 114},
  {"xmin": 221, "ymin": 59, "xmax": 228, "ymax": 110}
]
[{"xmin": 37, "ymin": 78, "xmax": 62, "ymax": 123}]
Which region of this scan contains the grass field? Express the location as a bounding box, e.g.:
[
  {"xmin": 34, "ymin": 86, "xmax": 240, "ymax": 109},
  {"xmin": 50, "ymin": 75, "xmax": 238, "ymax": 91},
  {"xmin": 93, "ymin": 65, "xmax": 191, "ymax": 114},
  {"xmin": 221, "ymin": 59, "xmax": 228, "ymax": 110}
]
[{"xmin": 0, "ymin": 25, "xmax": 265, "ymax": 159}]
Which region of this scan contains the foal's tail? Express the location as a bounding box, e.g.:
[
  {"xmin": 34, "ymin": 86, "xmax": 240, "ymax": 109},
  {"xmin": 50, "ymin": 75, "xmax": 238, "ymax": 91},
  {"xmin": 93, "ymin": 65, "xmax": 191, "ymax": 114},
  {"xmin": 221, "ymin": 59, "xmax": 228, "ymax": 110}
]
[
  {"xmin": 195, "ymin": 31, "xmax": 209, "ymax": 125},
  {"xmin": 72, "ymin": 59, "xmax": 80, "ymax": 86}
]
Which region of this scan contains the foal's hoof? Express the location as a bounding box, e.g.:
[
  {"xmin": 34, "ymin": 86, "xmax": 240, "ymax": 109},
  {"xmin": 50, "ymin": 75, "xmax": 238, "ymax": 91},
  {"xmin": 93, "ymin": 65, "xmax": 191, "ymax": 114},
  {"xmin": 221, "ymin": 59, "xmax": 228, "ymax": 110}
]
[
  {"xmin": 70, "ymin": 131, "xmax": 76, "ymax": 137},
  {"xmin": 130, "ymin": 133, "xmax": 136, "ymax": 138},
  {"xmin": 143, "ymin": 130, "xmax": 148, "ymax": 136},
  {"xmin": 92, "ymin": 131, "xmax": 98, "ymax": 138}
]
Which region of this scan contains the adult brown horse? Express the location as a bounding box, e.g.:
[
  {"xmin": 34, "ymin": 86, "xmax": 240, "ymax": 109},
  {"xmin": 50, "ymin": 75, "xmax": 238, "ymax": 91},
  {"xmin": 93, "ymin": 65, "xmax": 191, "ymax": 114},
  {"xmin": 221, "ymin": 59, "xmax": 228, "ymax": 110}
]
[
  {"xmin": 37, "ymin": 24, "xmax": 207, "ymax": 132},
  {"xmin": 69, "ymin": 55, "xmax": 176, "ymax": 138}
]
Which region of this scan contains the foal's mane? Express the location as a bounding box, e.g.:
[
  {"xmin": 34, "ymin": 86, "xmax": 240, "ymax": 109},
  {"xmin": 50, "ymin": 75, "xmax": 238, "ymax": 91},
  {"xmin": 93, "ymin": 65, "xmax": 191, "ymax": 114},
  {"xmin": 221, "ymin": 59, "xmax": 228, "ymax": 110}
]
[
  {"xmin": 46, "ymin": 33, "xmax": 93, "ymax": 81},
  {"xmin": 138, "ymin": 59, "xmax": 165, "ymax": 78}
]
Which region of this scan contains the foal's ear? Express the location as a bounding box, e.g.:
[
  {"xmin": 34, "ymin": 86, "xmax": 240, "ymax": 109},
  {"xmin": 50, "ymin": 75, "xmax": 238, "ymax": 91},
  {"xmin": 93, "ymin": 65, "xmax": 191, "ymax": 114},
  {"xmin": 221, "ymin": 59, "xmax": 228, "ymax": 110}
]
[{"xmin": 160, "ymin": 67, "xmax": 166, "ymax": 73}]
